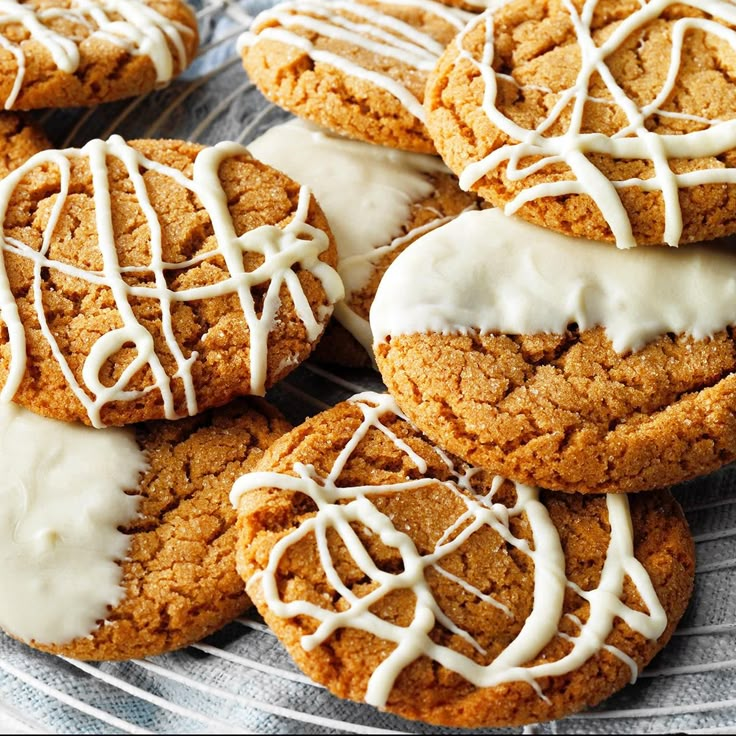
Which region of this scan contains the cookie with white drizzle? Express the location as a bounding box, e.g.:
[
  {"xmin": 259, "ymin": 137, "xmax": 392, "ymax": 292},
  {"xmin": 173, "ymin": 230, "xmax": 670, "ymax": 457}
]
[
  {"xmin": 0, "ymin": 135, "xmax": 343, "ymax": 427},
  {"xmin": 247, "ymin": 118, "xmax": 481, "ymax": 367},
  {"xmin": 231, "ymin": 392, "xmax": 694, "ymax": 728},
  {"xmin": 1, "ymin": 396, "xmax": 292, "ymax": 660},
  {"xmin": 426, "ymin": 0, "xmax": 736, "ymax": 247},
  {"xmin": 0, "ymin": 0, "xmax": 198, "ymax": 110},
  {"xmin": 239, "ymin": 0, "xmax": 472, "ymax": 154},
  {"xmin": 371, "ymin": 208, "xmax": 736, "ymax": 494}
]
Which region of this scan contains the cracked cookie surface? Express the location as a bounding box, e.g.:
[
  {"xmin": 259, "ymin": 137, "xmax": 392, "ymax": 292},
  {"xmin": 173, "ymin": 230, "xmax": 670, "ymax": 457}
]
[
  {"xmin": 376, "ymin": 329, "xmax": 736, "ymax": 493},
  {"xmin": 370, "ymin": 208, "xmax": 736, "ymax": 493},
  {"xmin": 0, "ymin": 111, "xmax": 49, "ymax": 174},
  {"xmin": 425, "ymin": 0, "xmax": 736, "ymax": 247},
  {"xmin": 232, "ymin": 392, "xmax": 695, "ymax": 728},
  {"xmin": 240, "ymin": 0, "xmax": 472, "ymax": 153},
  {"xmin": 28, "ymin": 396, "xmax": 292, "ymax": 661},
  {"xmin": 0, "ymin": 0, "xmax": 198, "ymax": 110},
  {"xmin": 0, "ymin": 136, "xmax": 342, "ymax": 427}
]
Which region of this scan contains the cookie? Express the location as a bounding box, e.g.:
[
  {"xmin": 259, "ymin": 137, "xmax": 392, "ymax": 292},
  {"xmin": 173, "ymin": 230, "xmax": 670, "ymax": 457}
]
[
  {"xmin": 433, "ymin": 0, "xmax": 493, "ymax": 9},
  {"xmin": 0, "ymin": 135, "xmax": 344, "ymax": 427},
  {"xmin": 232, "ymin": 392, "xmax": 695, "ymax": 728},
  {"xmin": 0, "ymin": 396, "xmax": 292, "ymax": 660},
  {"xmin": 240, "ymin": 0, "xmax": 472, "ymax": 154},
  {"xmin": 425, "ymin": 0, "xmax": 736, "ymax": 247},
  {"xmin": 0, "ymin": 0, "xmax": 198, "ymax": 110},
  {"xmin": 0, "ymin": 112, "xmax": 49, "ymax": 175},
  {"xmin": 371, "ymin": 208, "xmax": 736, "ymax": 494},
  {"xmin": 247, "ymin": 118, "xmax": 481, "ymax": 366}
]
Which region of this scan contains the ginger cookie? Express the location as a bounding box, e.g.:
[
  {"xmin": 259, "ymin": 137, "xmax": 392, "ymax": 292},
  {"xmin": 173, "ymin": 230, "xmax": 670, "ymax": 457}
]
[
  {"xmin": 232, "ymin": 392, "xmax": 695, "ymax": 729},
  {"xmin": 0, "ymin": 111, "xmax": 49, "ymax": 175},
  {"xmin": 240, "ymin": 0, "xmax": 472, "ymax": 154},
  {"xmin": 247, "ymin": 118, "xmax": 481, "ymax": 366},
  {"xmin": 371, "ymin": 208, "xmax": 736, "ymax": 494},
  {"xmin": 0, "ymin": 0, "xmax": 198, "ymax": 110},
  {"xmin": 0, "ymin": 135, "xmax": 344, "ymax": 427},
  {"xmin": 0, "ymin": 396, "xmax": 292, "ymax": 661},
  {"xmin": 425, "ymin": 0, "xmax": 736, "ymax": 247}
]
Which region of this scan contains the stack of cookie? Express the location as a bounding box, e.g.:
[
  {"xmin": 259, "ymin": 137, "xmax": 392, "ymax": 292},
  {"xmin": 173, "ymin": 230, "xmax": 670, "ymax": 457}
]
[
  {"xmin": 0, "ymin": 0, "xmax": 353, "ymax": 663},
  {"xmin": 227, "ymin": 0, "xmax": 736, "ymax": 728}
]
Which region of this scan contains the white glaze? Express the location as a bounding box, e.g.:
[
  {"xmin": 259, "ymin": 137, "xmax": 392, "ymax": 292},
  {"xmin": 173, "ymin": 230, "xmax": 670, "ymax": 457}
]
[
  {"xmin": 0, "ymin": 135, "xmax": 344, "ymax": 427},
  {"xmin": 370, "ymin": 208, "xmax": 736, "ymax": 353},
  {"xmin": 0, "ymin": 0, "xmax": 194, "ymax": 108},
  {"xmin": 248, "ymin": 118, "xmax": 454, "ymax": 354},
  {"xmin": 0, "ymin": 403, "xmax": 146, "ymax": 645},
  {"xmin": 231, "ymin": 391, "xmax": 667, "ymax": 707},
  {"xmin": 241, "ymin": 0, "xmax": 472, "ymax": 125},
  {"xmin": 452, "ymin": 0, "xmax": 736, "ymax": 248}
]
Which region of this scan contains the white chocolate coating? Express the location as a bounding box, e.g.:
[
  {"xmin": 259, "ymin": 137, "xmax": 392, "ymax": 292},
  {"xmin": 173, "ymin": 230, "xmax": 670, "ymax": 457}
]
[
  {"xmin": 0, "ymin": 403, "xmax": 146, "ymax": 645},
  {"xmin": 0, "ymin": 0, "xmax": 194, "ymax": 108},
  {"xmin": 451, "ymin": 0, "xmax": 736, "ymax": 248},
  {"xmin": 231, "ymin": 392, "xmax": 667, "ymax": 707},
  {"xmin": 248, "ymin": 118, "xmax": 451, "ymax": 354},
  {"xmin": 0, "ymin": 135, "xmax": 344, "ymax": 427},
  {"xmin": 240, "ymin": 0, "xmax": 472, "ymax": 125},
  {"xmin": 370, "ymin": 208, "xmax": 736, "ymax": 353}
]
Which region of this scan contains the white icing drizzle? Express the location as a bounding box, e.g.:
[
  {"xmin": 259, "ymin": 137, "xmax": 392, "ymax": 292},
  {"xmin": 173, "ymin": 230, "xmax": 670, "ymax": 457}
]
[
  {"xmin": 370, "ymin": 208, "xmax": 736, "ymax": 353},
  {"xmin": 240, "ymin": 0, "xmax": 472, "ymax": 124},
  {"xmin": 230, "ymin": 391, "xmax": 667, "ymax": 708},
  {"xmin": 0, "ymin": 402, "xmax": 146, "ymax": 645},
  {"xmin": 247, "ymin": 118, "xmax": 454, "ymax": 355},
  {"xmin": 452, "ymin": 0, "xmax": 736, "ymax": 248},
  {"xmin": 0, "ymin": 135, "xmax": 344, "ymax": 427},
  {"xmin": 0, "ymin": 0, "xmax": 194, "ymax": 109}
]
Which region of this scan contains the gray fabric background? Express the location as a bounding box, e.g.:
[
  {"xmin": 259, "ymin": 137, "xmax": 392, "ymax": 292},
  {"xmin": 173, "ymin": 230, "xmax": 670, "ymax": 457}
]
[{"xmin": 0, "ymin": 1, "xmax": 734, "ymax": 732}]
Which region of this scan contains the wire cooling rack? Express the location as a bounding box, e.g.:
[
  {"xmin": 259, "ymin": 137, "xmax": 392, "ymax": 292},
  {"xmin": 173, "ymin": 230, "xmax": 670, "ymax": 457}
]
[{"xmin": 0, "ymin": 0, "xmax": 735, "ymax": 732}]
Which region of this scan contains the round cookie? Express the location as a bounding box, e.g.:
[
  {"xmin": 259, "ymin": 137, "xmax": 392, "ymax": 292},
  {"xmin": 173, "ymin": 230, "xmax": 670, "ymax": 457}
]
[
  {"xmin": 240, "ymin": 0, "xmax": 472, "ymax": 154},
  {"xmin": 0, "ymin": 0, "xmax": 198, "ymax": 110},
  {"xmin": 425, "ymin": 0, "xmax": 736, "ymax": 248},
  {"xmin": 0, "ymin": 396, "xmax": 292, "ymax": 661},
  {"xmin": 247, "ymin": 118, "xmax": 481, "ymax": 366},
  {"xmin": 0, "ymin": 135, "xmax": 343, "ymax": 427},
  {"xmin": 0, "ymin": 111, "xmax": 50, "ymax": 175},
  {"xmin": 371, "ymin": 208, "xmax": 736, "ymax": 494},
  {"xmin": 231, "ymin": 392, "xmax": 695, "ymax": 729}
]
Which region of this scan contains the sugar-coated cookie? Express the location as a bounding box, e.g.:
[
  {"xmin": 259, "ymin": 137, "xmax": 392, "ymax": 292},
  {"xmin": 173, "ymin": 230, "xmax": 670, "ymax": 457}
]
[
  {"xmin": 232, "ymin": 392, "xmax": 695, "ymax": 728},
  {"xmin": 0, "ymin": 397, "xmax": 292, "ymax": 660},
  {"xmin": 0, "ymin": 111, "xmax": 49, "ymax": 175},
  {"xmin": 240, "ymin": 0, "xmax": 472, "ymax": 153},
  {"xmin": 0, "ymin": 0, "xmax": 198, "ymax": 110},
  {"xmin": 0, "ymin": 135, "xmax": 343, "ymax": 427},
  {"xmin": 247, "ymin": 118, "xmax": 481, "ymax": 366},
  {"xmin": 425, "ymin": 0, "xmax": 736, "ymax": 247},
  {"xmin": 371, "ymin": 208, "xmax": 736, "ymax": 494}
]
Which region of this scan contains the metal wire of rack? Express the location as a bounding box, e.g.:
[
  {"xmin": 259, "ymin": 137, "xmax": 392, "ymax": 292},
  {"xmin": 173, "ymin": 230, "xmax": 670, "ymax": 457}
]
[{"xmin": 0, "ymin": 0, "xmax": 735, "ymax": 732}]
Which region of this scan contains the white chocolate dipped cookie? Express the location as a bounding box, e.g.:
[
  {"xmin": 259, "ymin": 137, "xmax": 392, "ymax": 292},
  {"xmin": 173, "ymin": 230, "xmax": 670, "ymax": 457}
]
[
  {"xmin": 239, "ymin": 0, "xmax": 472, "ymax": 153},
  {"xmin": 426, "ymin": 0, "xmax": 736, "ymax": 247},
  {"xmin": 0, "ymin": 135, "xmax": 344, "ymax": 427},
  {"xmin": 247, "ymin": 118, "xmax": 481, "ymax": 366},
  {"xmin": 1, "ymin": 397, "xmax": 292, "ymax": 660},
  {"xmin": 371, "ymin": 208, "xmax": 736, "ymax": 494},
  {"xmin": 0, "ymin": 0, "xmax": 198, "ymax": 110},
  {"xmin": 231, "ymin": 391, "xmax": 695, "ymax": 728}
]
